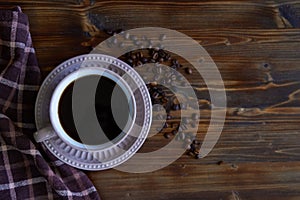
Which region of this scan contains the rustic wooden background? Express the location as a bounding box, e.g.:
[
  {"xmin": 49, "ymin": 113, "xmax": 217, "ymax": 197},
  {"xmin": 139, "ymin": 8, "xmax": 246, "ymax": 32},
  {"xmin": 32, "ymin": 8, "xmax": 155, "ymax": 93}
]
[{"xmin": 2, "ymin": 0, "xmax": 300, "ymax": 199}]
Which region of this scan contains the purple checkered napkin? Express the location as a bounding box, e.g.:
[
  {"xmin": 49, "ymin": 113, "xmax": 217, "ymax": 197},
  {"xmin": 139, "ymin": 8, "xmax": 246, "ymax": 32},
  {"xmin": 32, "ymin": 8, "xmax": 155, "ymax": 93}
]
[{"xmin": 0, "ymin": 6, "xmax": 100, "ymax": 199}]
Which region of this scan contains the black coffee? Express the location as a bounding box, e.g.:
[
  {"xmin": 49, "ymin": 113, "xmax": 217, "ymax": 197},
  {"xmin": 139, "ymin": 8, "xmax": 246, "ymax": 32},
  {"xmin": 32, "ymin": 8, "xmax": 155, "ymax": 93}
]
[{"xmin": 58, "ymin": 75, "xmax": 131, "ymax": 145}]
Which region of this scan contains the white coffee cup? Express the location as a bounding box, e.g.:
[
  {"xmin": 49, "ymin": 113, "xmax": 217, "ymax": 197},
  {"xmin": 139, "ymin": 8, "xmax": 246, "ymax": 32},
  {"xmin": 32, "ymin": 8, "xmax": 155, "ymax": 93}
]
[{"xmin": 34, "ymin": 67, "xmax": 137, "ymax": 150}]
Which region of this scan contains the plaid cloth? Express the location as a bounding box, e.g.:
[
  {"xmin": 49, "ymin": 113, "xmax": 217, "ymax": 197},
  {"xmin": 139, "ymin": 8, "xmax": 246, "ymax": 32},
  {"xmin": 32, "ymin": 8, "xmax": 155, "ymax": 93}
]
[{"xmin": 0, "ymin": 7, "xmax": 100, "ymax": 200}]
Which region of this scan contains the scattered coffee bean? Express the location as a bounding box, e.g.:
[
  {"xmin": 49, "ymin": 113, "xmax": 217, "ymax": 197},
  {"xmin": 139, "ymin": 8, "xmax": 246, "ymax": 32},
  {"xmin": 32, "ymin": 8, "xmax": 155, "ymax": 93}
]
[
  {"xmin": 185, "ymin": 138, "xmax": 192, "ymax": 144},
  {"xmin": 185, "ymin": 143, "xmax": 191, "ymax": 150},
  {"xmin": 154, "ymin": 46, "xmax": 160, "ymax": 51},
  {"xmin": 164, "ymin": 132, "xmax": 172, "ymax": 139},
  {"xmin": 165, "ymin": 53, "xmax": 171, "ymax": 61},
  {"xmin": 217, "ymin": 161, "xmax": 224, "ymax": 165},
  {"xmin": 185, "ymin": 67, "xmax": 193, "ymax": 74},
  {"xmin": 171, "ymin": 130, "xmax": 178, "ymax": 135},
  {"xmin": 180, "ymin": 102, "xmax": 187, "ymax": 110},
  {"xmin": 141, "ymin": 57, "xmax": 148, "ymax": 63},
  {"xmin": 136, "ymin": 61, "xmax": 143, "ymax": 66},
  {"xmin": 152, "ymin": 52, "xmax": 159, "ymax": 60},
  {"xmin": 127, "ymin": 58, "xmax": 133, "ymax": 65},
  {"xmin": 163, "ymin": 123, "xmax": 169, "ymax": 128},
  {"xmin": 171, "ymin": 123, "xmax": 179, "ymax": 128},
  {"xmin": 131, "ymin": 54, "xmax": 136, "ymax": 60},
  {"xmin": 137, "ymin": 51, "xmax": 143, "ymax": 58},
  {"xmin": 172, "ymin": 104, "xmax": 180, "ymax": 110},
  {"xmin": 158, "ymin": 49, "xmax": 166, "ymax": 58},
  {"xmin": 195, "ymin": 154, "xmax": 202, "ymax": 159}
]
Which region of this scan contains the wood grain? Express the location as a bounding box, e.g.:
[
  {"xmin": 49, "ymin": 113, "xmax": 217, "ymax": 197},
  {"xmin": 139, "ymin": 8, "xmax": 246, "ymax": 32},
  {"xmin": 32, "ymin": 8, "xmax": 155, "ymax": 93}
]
[{"xmin": 2, "ymin": 0, "xmax": 300, "ymax": 199}]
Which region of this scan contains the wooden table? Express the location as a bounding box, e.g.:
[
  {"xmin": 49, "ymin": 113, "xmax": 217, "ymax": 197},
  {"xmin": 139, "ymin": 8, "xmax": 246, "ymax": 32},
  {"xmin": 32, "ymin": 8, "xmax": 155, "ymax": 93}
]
[{"xmin": 2, "ymin": 1, "xmax": 300, "ymax": 199}]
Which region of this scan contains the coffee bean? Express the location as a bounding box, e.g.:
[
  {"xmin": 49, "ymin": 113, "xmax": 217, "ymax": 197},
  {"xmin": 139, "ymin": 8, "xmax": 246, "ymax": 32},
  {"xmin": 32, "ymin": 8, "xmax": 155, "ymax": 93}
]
[
  {"xmin": 137, "ymin": 51, "xmax": 143, "ymax": 58},
  {"xmin": 185, "ymin": 67, "xmax": 193, "ymax": 74},
  {"xmin": 170, "ymin": 74, "xmax": 177, "ymax": 81},
  {"xmin": 150, "ymin": 82, "xmax": 158, "ymax": 86},
  {"xmin": 172, "ymin": 104, "xmax": 180, "ymax": 110},
  {"xmin": 195, "ymin": 154, "xmax": 202, "ymax": 159},
  {"xmin": 172, "ymin": 59, "xmax": 179, "ymax": 65},
  {"xmin": 165, "ymin": 53, "xmax": 171, "ymax": 61},
  {"xmin": 141, "ymin": 57, "xmax": 148, "ymax": 63},
  {"xmin": 180, "ymin": 102, "xmax": 187, "ymax": 110},
  {"xmin": 171, "ymin": 123, "xmax": 179, "ymax": 128},
  {"xmin": 185, "ymin": 138, "xmax": 192, "ymax": 144},
  {"xmin": 190, "ymin": 143, "xmax": 196, "ymax": 151},
  {"xmin": 163, "ymin": 123, "xmax": 169, "ymax": 128},
  {"xmin": 217, "ymin": 161, "xmax": 224, "ymax": 165},
  {"xmin": 136, "ymin": 61, "xmax": 143, "ymax": 66},
  {"xmin": 152, "ymin": 52, "xmax": 159, "ymax": 60},
  {"xmin": 152, "ymin": 92, "xmax": 159, "ymax": 99},
  {"xmin": 164, "ymin": 132, "xmax": 172, "ymax": 139},
  {"xmin": 158, "ymin": 49, "xmax": 166, "ymax": 58},
  {"xmin": 185, "ymin": 143, "xmax": 191, "ymax": 150},
  {"xmin": 172, "ymin": 130, "xmax": 178, "ymax": 135},
  {"xmin": 153, "ymin": 46, "xmax": 159, "ymax": 51},
  {"xmin": 127, "ymin": 58, "xmax": 133, "ymax": 65},
  {"xmin": 131, "ymin": 54, "xmax": 137, "ymax": 60}
]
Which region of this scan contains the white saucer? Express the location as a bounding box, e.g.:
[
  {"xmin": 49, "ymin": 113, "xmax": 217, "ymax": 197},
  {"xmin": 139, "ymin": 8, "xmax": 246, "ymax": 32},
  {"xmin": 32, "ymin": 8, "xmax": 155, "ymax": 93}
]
[{"xmin": 35, "ymin": 54, "xmax": 152, "ymax": 170}]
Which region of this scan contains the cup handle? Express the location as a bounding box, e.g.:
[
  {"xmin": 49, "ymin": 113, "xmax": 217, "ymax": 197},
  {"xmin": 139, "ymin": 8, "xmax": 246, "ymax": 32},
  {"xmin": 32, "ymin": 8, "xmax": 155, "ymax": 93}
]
[{"xmin": 34, "ymin": 126, "xmax": 56, "ymax": 143}]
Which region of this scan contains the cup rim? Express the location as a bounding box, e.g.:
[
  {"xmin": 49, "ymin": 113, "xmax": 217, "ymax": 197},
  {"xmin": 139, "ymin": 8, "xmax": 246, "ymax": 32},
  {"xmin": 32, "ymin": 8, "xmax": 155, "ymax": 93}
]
[{"xmin": 49, "ymin": 67, "xmax": 137, "ymax": 150}]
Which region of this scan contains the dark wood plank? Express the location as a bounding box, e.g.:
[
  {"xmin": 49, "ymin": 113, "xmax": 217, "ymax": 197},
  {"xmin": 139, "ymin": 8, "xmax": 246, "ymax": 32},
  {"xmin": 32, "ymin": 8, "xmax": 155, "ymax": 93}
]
[{"xmin": 87, "ymin": 161, "xmax": 300, "ymax": 200}]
